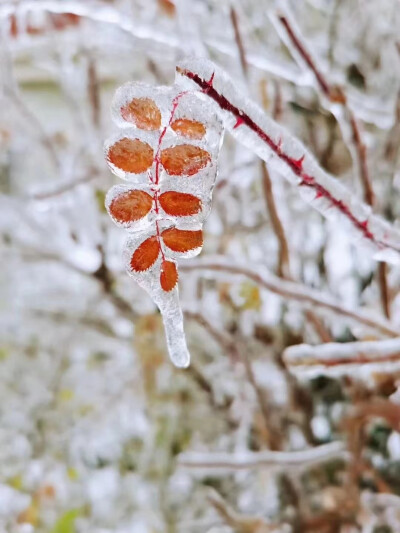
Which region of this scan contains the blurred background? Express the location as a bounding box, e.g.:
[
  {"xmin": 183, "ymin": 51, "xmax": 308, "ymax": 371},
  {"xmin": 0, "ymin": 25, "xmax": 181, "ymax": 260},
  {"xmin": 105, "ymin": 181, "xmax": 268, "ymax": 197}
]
[{"xmin": 2, "ymin": 1, "xmax": 400, "ymax": 532}]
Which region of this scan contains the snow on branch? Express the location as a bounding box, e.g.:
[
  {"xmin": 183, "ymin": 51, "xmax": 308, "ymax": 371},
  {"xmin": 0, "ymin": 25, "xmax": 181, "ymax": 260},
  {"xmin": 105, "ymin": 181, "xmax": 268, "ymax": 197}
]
[
  {"xmin": 181, "ymin": 257, "xmax": 399, "ymax": 338},
  {"xmin": 178, "ymin": 441, "xmax": 347, "ymax": 472},
  {"xmin": 176, "ymin": 58, "xmax": 400, "ymax": 264},
  {"xmin": 284, "ymin": 338, "xmax": 400, "ymax": 379}
]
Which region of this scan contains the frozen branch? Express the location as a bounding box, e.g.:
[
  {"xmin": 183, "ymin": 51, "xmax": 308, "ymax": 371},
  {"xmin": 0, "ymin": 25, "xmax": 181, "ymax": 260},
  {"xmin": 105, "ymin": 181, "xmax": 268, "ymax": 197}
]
[
  {"xmin": 273, "ymin": 6, "xmax": 392, "ymax": 317},
  {"xmin": 284, "ymin": 338, "xmax": 400, "ymax": 379},
  {"xmin": 176, "ymin": 58, "xmax": 400, "ymax": 264},
  {"xmin": 181, "ymin": 257, "xmax": 399, "ymax": 337},
  {"xmin": 178, "ymin": 441, "xmax": 347, "ymax": 471}
]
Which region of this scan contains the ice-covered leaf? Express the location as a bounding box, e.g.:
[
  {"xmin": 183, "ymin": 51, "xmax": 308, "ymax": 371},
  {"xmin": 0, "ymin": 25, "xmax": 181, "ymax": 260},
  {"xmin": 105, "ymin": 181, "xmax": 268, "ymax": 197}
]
[
  {"xmin": 109, "ymin": 189, "xmax": 153, "ymax": 223},
  {"xmin": 107, "ymin": 138, "xmax": 154, "ymax": 174},
  {"xmin": 130, "ymin": 236, "xmax": 160, "ymax": 271},
  {"xmin": 171, "ymin": 118, "xmax": 206, "ymax": 139},
  {"xmin": 160, "ymin": 260, "xmax": 178, "ymax": 291},
  {"xmin": 162, "ymin": 228, "xmax": 203, "ymax": 252},
  {"xmin": 160, "ymin": 145, "xmax": 211, "ymax": 176},
  {"xmin": 120, "ymin": 97, "xmax": 162, "ymax": 130},
  {"xmin": 159, "ymin": 191, "xmax": 201, "ymax": 216}
]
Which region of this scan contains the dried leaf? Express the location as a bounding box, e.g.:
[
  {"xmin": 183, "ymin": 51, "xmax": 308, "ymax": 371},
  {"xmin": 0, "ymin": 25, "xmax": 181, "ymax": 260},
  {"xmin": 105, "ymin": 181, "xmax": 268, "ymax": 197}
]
[
  {"xmin": 107, "ymin": 138, "xmax": 153, "ymax": 173},
  {"xmin": 160, "ymin": 145, "xmax": 211, "ymax": 176},
  {"xmin": 109, "ymin": 189, "xmax": 153, "ymax": 223},
  {"xmin": 121, "ymin": 98, "xmax": 161, "ymax": 130},
  {"xmin": 159, "ymin": 191, "xmax": 201, "ymax": 217},
  {"xmin": 162, "ymin": 228, "xmax": 203, "ymax": 252},
  {"xmin": 130, "ymin": 236, "xmax": 160, "ymax": 271}
]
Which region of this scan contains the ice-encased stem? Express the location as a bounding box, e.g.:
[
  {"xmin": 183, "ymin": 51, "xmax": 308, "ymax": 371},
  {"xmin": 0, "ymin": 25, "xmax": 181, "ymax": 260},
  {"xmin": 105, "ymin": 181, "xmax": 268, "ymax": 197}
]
[
  {"xmin": 176, "ymin": 58, "xmax": 400, "ymax": 264},
  {"xmin": 178, "ymin": 441, "xmax": 347, "ymax": 471},
  {"xmin": 284, "ymin": 338, "xmax": 400, "ymax": 368}
]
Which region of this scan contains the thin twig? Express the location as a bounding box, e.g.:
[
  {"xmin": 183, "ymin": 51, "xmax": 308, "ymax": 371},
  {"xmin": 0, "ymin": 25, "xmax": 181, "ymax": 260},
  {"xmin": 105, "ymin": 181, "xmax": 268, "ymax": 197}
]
[
  {"xmin": 229, "ymin": 5, "xmax": 248, "ymax": 78},
  {"xmin": 275, "ymin": 8, "xmax": 391, "ymax": 317},
  {"xmin": 87, "ymin": 55, "xmax": 100, "ymax": 129},
  {"xmin": 261, "ymin": 162, "xmax": 291, "ymax": 279}
]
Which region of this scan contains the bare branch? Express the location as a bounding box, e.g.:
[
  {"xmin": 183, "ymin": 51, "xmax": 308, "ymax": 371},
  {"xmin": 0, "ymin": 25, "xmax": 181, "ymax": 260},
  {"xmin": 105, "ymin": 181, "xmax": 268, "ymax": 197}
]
[{"xmin": 181, "ymin": 257, "xmax": 399, "ymax": 337}]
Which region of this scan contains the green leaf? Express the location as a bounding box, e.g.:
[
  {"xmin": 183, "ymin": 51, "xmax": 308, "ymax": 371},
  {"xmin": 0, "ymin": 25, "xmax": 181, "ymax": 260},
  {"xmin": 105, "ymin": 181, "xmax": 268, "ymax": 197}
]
[{"xmin": 51, "ymin": 509, "xmax": 81, "ymax": 533}]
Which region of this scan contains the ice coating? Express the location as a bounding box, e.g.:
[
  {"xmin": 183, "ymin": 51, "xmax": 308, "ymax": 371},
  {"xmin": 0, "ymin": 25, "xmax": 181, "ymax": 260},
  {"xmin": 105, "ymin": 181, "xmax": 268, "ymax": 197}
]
[
  {"xmin": 176, "ymin": 58, "xmax": 400, "ymax": 263},
  {"xmin": 105, "ymin": 81, "xmax": 223, "ymax": 367},
  {"xmin": 284, "ymin": 338, "xmax": 400, "ymax": 381}
]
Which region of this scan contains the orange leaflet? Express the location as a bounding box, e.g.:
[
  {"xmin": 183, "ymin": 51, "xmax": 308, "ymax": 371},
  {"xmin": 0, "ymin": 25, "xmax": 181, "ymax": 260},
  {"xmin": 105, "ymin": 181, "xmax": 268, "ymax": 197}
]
[
  {"xmin": 160, "ymin": 260, "xmax": 178, "ymax": 291},
  {"xmin": 121, "ymin": 98, "xmax": 161, "ymax": 130},
  {"xmin": 158, "ymin": 0, "xmax": 176, "ymax": 17},
  {"xmin": 158, "ymin": 191, "xmax": 201, "ymax": 217},
  {"xmin": 107, "ymin": 138, "xmax": 154, "ymax": 173},
  {"xmin": 171, "ymin": 118, "xmax": 206, "ymax": 139},
  {"xmin": 109, "ymin": 189, "xmax": 153, "ymax": 223},
  {"xmin": 160, "ymin": 145, "xmax": 211, "ymax": 176},
  {"xmin": 162, "ymin": 228, "xmax": 203, "ymax": 252},
  {"xmin": 130, "ymin": 236, "xmax": 160, "ymax": 271}
]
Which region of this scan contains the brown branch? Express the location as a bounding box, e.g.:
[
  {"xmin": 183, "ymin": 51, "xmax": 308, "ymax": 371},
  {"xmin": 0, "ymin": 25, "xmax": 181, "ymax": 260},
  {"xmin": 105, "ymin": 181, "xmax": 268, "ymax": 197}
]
[
  {"xmin": 277, "ymin": 14, "xmax": 332, "ymax": 99},
  {"xmin": 87, "ymin": 56, "xmax": 100, "ymax": 129},
  {"xmin": 261, "ymin": 162, "xmax": 291, "ymax": 279},
  {"xmin": 348, "ymin": 110, "xmax": 374, "ymax": 206},
  {"xmin": 229, "ymin": 5, "xmax": 248, "ymax": 78},
  {"xmin": 276, "ymin": 10, "xmax": 390, "ymax": 318}
]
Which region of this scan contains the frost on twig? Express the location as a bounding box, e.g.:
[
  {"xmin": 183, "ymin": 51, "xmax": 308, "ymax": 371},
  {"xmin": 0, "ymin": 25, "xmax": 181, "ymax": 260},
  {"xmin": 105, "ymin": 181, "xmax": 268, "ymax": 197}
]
[
  {"xmin": 176, "ymin": 58, "xmax": 400, "ymax": 264},
  {"xmin": 178, "ymin": 441, "xmax": 347, "ymax": 472},
  {"xmin": 181, "ymin": 257, "xmax": 398, "ymax": 338},
  {"xmin": 284, "ymin": 338, "xmax": 400, "ymax": 380},
  {"xmin": 104, "ymin": 82, "xmax": 223, "ymax": 367}
]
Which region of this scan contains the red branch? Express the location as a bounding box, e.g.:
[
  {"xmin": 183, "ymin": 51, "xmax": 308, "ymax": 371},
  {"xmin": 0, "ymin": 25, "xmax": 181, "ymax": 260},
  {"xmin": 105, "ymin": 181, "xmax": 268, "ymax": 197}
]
[
  {"xmin": 151, "ymin": 92, "xmax": 186, "ymax": 261},
  {"xmin": 178, "ymin": 67, "xmax": 399, "ymax": 253}
]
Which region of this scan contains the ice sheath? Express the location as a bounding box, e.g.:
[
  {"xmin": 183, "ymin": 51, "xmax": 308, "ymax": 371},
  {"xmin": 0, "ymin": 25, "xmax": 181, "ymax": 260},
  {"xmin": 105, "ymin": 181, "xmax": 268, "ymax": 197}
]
[
  {"xmin": 105, "ymin": 80, "xmax": 223, "ymax": 367},
  {"xmin": 176, "ymin": 58, "xmax": 400, "ymax": 264}
]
